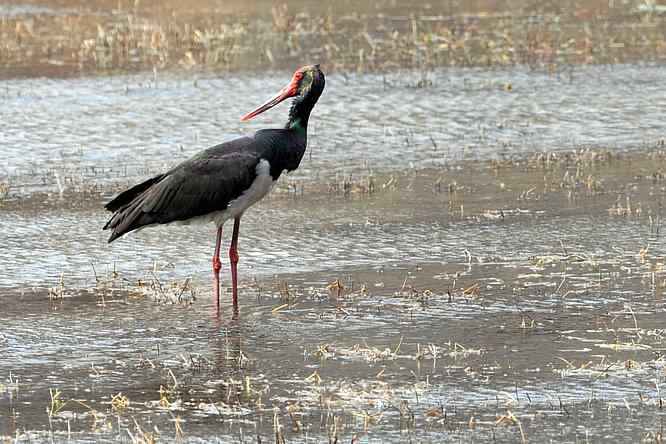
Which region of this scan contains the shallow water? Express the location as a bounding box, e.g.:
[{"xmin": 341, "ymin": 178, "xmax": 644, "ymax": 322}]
[
  {"xmin": 1, "ymin": 254, "xmax": 665, "ymax": 442},
  {"xmin": 2, "ymin": 64, "xmax": 666, "ymax": 442},
  {"xmin": 1, "ymin": 158, "xmax": 665, "ymax": 289},
  {"xmin": 1, "ymin": 64, "xmax": 664, "ymax": 190},
  {"xmin": 3, "ymin": 156, "xmax": 666, "ymax": 441}
]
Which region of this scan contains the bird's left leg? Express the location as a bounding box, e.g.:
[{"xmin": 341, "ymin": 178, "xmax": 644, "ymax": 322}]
[
  {"xmin": 229, "ymin": 217, "xmax": 241, "ymax": 311},
  {"xmin": 212, "ymin": 225, "xmax": 223, "ymax": 314}
]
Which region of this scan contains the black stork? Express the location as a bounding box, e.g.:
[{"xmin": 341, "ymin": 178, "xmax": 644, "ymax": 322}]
[{"xmin": 103, "ymin": 64, "xmax": 325, "ymax": 315}]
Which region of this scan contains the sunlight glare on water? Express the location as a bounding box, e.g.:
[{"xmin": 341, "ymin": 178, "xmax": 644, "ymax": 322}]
[{"xmin": 1, "ymin": 64, "xmax": 664, "ymax": 186}]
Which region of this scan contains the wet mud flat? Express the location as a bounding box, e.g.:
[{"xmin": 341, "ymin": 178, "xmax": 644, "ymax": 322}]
[{"xmin": 2, "ymin": 148, "xmax": 666, "ymax": 442}]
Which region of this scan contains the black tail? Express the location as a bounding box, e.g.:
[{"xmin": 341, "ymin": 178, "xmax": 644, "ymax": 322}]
[
  {"xmin": 105, "ymin": 174, "xmax": 165, "ymax": 212},
  {"xmin": 103, "ymin": 174, "xmax": 165, "ymax": 242}
]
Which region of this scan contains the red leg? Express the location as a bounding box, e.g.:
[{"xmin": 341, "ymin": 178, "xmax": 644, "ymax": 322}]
[
  {"xmin": 212, "ymin": 225, "xmax": 223, "ymax": 315},
  {"xmin": 229, "ymin": 217, "xmax": 241, "ymax": 312}
]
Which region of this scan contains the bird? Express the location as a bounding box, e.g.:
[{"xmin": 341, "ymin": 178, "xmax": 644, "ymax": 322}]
[{"xmin": 103, "ymin": 64, "xmax": 325, "ymax": 315}]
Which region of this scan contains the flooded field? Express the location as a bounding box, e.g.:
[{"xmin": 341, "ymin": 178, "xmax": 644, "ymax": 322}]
[
  {"xmin": 2, "ymin": 0, "xmax": 666, "ymax": 443},
  {"xmin": 3, "ymin": 141, "xmax": 666, "ymax": 442}
]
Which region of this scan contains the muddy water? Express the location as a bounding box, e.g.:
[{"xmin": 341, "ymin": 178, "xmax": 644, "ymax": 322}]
[{"xmin": 2, "ymin": 65, "xmax": 666, "ymax": 442}]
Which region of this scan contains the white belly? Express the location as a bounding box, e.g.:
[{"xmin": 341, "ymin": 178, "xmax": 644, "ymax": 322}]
[{"xmin": 179, "ymin": 158, "xmax": 276, "ymax": 227}]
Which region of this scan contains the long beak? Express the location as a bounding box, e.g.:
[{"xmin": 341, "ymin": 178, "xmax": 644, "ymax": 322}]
[{"xmin": 240, "ymin": 83, "xmax": 297, "ymax": 121}]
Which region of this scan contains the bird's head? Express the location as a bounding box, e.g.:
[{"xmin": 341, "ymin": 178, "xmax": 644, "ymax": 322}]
[{"xmin": 241, "ymin": 64, "xmax": 325, "ymax": 122}]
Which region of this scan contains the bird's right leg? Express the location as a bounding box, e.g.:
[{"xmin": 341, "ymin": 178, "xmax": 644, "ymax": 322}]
[
  {"xmin": 212, "ymin": 225, "xmax": 223, "ymax": 315},
  {"xmin": 229, "ymin": 217, "xmax": 241, "ymax": 313}
]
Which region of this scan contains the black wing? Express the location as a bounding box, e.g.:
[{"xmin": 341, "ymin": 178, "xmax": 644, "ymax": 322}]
[{"xmin": 104, "ymin": 140, "xmax": 261, "ymax": 243}]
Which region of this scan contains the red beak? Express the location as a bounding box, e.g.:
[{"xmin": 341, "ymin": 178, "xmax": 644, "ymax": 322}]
[{"xmin": 240, "ymin": 73, "xmax": 301, "ymax": 121}]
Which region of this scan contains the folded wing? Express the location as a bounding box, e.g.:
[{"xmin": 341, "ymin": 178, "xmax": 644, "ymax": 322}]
[{"xmin": 103, "ymin": 151, "xmax": 260, "ymax": 243}]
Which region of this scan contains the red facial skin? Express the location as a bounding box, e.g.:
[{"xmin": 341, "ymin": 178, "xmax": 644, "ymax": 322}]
[{"xmin": 240, "ymin": 70, "xmax": 304, "ymax": 121}]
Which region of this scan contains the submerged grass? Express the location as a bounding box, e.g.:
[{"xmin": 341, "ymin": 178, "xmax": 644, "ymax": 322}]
[
  {"xmin": 3, "ymin": 235, "xmax": 666, "ymax": 442},
  {"xmin": 13, "ymin": 239, "xmax": 658, "ymax": 439}
]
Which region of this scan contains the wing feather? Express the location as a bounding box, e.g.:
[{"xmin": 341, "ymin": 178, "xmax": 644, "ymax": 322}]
[{"xmin": 104, "ymin": 150, "xmax": 260, "ymax": 242}]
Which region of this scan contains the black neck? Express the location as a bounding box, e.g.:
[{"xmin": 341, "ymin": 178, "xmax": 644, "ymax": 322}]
[
  {"xmin": 286, "ymin": 96, "xmax": 314, "ymax": 133},
  {"xmin": 285, "ymin": 69, "xmax": 325, "ymax": 133}
]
